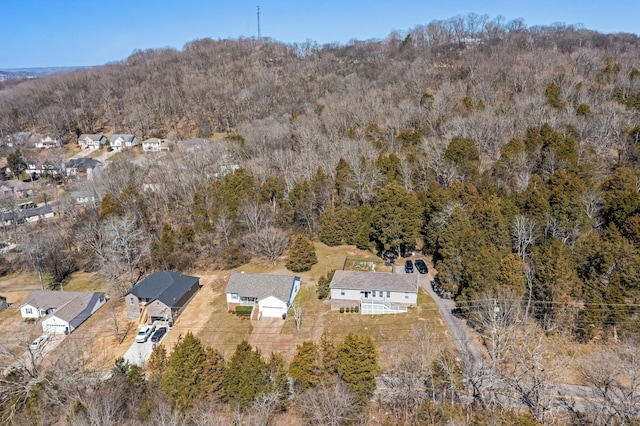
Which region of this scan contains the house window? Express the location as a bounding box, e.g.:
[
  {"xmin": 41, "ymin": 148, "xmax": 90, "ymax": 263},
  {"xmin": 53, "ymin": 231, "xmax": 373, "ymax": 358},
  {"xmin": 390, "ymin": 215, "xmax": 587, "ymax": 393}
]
[
  {"xmin": 340, "ymin": 290, "xmax": 345, "ymax": 296},
  {"xmin": 231, "ymin": 293, "xmax": 238, "ymax": 300},
  {"xmin": 386, "ymin": 291, "xmax": 391, "ymax": 298},
  {"xmin": 405, "ymin": 293, "xmax": 409, "ymax": 299},
  {"xmin": 25, "ymin": 308, "xmax": 32, "ymax": 314},
  {"xmin": 129, "ymin": 297, "xmax": 135, "ymax": 305}
]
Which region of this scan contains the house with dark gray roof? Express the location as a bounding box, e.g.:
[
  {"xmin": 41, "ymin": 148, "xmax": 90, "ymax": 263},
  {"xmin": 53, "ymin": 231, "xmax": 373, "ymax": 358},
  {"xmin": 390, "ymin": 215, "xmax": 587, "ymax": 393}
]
[
  {"xmin": 126, "ymin": 271, "xmax": 201, "ymax": 324},
  {"xmin": 20, "ymin": 290, "xmax": 106, "ymax": 334},
  {"xmin": 65, "ymin": 158, "xmax": 103, "ymax": 181},
  {"xmin": 329, "ymin": 271, "xmax": 418, "ymax": 314},
  {"xmin": 225, "ymin": 273, "xmax": 301, "ymax": 319}
]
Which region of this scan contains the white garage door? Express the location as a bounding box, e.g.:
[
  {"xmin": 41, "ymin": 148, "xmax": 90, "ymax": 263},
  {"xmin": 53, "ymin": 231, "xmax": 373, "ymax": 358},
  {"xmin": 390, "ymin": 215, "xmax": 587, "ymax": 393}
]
[
  {"xmin": 43, "ymin": 323, "xmax": 67, "ymax": 334},
  {"xmin": 259, "ymin": 306, "xmax": 286, "ymax": 318}
]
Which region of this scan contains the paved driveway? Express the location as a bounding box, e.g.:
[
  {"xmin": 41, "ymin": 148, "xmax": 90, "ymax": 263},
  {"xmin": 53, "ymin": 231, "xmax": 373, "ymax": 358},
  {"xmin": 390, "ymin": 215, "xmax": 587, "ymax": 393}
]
[
  {"xmin": 248, "ymin": 317, "xmax": 292, "ymax": 357},
  {"xmin": 122, "ymin": 327, "xmax": 168, "ymax": 366}
]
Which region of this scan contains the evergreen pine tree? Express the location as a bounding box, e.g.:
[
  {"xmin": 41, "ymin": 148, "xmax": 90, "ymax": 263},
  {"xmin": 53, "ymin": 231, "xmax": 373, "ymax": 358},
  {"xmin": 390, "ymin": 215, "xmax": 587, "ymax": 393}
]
[
  {"xmin": 160, "ymin": 332, "xmax": 208, "ymax": 410},
  {"xmin": 202, "ymin": 347, "xmax": 226, "ymax": 403},
  {"xmin": 268, "ymin": 352, "xmax": 289, "ymax": 410},
  {"xmin": 337, "ymin": 333, "xmax": 380, "ymax": 403},
  {"xmin": 290, "ymin": 341, "xmax": 321, "ymax": 391},
  {"xmin": 286, "ymin": 234, "xmax": 318, "ymax": 272},
  {"xmin": 223, "ymin": 340, "xmax": 270, "ymax": 411},
  {"xmin": 147, "ymin": 343, "xmax": 168, "ymax": 386}
]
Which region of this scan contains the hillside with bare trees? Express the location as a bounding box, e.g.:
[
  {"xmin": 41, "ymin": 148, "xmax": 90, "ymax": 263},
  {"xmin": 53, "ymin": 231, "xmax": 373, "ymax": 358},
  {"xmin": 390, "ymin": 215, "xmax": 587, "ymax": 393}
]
[{"xmin": 1, "ymin": 13, "xmax": 640, "ymax": 425}]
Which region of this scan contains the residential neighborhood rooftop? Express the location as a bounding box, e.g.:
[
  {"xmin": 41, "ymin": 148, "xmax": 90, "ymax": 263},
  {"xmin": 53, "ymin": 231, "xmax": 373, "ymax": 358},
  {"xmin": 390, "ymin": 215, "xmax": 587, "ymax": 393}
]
[
  {"xmin": 226, "ymin": 273, "xmax": 299, "ymax": 302},
  {"xmin": 329, "ymin": 270, "xmax": 417, "ymax": 292},
  {"xmin": 129, "ymin": 271, "xmax": 200, "ymax": 305}
]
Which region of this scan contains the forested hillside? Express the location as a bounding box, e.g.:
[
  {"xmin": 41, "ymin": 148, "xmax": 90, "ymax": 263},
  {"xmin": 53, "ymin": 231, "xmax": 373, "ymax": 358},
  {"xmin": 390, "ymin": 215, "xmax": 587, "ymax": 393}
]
[{"xmin": 2, "ymin": 13, "xmax": 640, "ymax": 424}]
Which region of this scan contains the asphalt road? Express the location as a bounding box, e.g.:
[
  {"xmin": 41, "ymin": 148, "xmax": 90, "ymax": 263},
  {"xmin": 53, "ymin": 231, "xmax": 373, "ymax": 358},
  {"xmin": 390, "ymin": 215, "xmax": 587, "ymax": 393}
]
[{"xmin": 389, "ymin": 261, "xmax": 640, "ymax": 415}]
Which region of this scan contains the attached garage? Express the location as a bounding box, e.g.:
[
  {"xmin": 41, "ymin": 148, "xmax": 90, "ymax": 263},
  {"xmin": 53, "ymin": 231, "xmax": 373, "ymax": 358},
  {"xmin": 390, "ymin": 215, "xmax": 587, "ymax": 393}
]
[
  {"xmin": 42, "ymin": 315, "xmax": 70, "ymax": 334},
  {"xmin": 226, "ymin": 274, "xmax": 301, "ymax": 320},
  {"xmin": 258, "ymin": 296, "xmax": 288, "ymax": 318}
]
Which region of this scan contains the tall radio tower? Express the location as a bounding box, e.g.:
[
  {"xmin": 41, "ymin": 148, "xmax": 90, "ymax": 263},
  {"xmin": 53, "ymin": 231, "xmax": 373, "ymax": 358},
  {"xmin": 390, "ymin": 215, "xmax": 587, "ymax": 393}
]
[{"xmin": 257, "ymin": 6, "xmax": 261, "ymax": 39}]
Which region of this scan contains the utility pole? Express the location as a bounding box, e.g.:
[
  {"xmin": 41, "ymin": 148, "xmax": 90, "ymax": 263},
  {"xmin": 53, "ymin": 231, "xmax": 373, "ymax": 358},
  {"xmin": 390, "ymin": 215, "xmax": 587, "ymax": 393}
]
[{"xmin": 256, "ymin": 5, "xmax": 261, "ymax": 39}]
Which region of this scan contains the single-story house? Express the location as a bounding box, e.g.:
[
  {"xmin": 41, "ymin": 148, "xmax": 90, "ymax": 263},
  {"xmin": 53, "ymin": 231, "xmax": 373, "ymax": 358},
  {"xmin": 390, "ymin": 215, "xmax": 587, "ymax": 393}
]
[
  {"xmin": 20, "ymin": 290, "xmax": 107, "ymax": 334},
  {"xmin": 0, "ymin": 295, "xmax": 7, "ymax": 312},
  {"xmin": 65, "ymin": 158, "xmax": 103, "ymax": 181},
  {"xmin": 142, "ymin": 138, "xmax": 172, "ymax": 152},
  {"xmin": 225, "ymin": 273, "xmax": 301, "ymax": 319},
  {"xmin": 78, "ymin": 134, "xmax": 107, "ymax": 149},
  {"xmin": 110, "ymin": 134, "xmax": 139, "ymax": 151},
  {"xmin": 126, "ymin": 271, "xmax": 200, "ymax": 324},
  {"xmin": 329, "ymin": 271, "xmax": 418, "ymax": 315},
  {"xmin": 35, "ymin": 136, "xmax": 62, "ymax": 149}
]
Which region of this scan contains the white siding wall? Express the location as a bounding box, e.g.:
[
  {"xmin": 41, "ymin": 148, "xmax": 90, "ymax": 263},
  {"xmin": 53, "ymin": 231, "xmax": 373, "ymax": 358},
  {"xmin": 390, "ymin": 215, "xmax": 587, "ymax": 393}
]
[
  {"xmin": 330, "ymin": 288, "xmax": 362, "ymax": 302},
  {"xmin": 330, "ymin": 288, "xmax": 417, "ymax": 305},
  {"xmin": 20, "ymin": 304, "xmax": 40, "ymax": 319},
  {"xmin": 226, "ymin": 293, "xmax": 239, "ymax": 305},
  {"xmin": 42, "ymin": 316, "xmax": 70, "ymax": 334}
]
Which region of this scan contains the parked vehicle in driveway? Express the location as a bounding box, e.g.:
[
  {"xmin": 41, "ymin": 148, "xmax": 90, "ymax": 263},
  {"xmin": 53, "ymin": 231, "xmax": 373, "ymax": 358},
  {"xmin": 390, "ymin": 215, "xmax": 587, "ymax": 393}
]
[
  {"xmin": 135, "ymin": 324, "xmax": 156, "ymax": 343},
  {"xmin": 150, "ymin": 327, "xmax": 167, "ymax": 343},
  {"xmin": 30, "ymin": 335, "xmax": 48, "ymax": 351},
  {"xmin": 415, "ymin": 259, "xmax": 428, "ymax": 274},
  {"xmin": 405, "ymin": 260, "xmax": 414, "ymax": 273}
]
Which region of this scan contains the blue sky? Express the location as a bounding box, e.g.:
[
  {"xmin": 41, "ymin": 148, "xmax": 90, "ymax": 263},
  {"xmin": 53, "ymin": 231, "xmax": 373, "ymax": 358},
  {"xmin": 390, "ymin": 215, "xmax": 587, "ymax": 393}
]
[{"xmin": 1, "ymin": 0, "xmax": 638, "ymax": 68}]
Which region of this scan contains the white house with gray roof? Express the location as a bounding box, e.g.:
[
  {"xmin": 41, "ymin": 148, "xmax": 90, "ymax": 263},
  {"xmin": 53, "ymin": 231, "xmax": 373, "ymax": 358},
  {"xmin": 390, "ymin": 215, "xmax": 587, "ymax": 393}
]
[
  {"xmin": 329, "ymin": 271, "xmax": 418, "ymax": 314},
  {"xmin": 110, "ymin": 134, "xmax": 139, "ymax": 151},
  {"xmin": 20, "ymin": 290, "xmax": 106, "ymax": 334},
  {"xmin": 78, "ymin": 134, "xmax": 107, "ymax": 149},
  {"xmin": 225, "ymin": 273, "xmax": 301, "ymax": 319}
]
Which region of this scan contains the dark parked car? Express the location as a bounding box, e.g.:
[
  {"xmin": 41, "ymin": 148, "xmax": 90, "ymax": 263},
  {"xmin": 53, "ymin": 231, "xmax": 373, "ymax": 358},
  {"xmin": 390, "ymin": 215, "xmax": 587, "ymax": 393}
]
[
  {"xmin": 415, "ymin": 259, "xmax": 428, "ymax": 274},
  {"xmin": 405, "ymin": 260, "xmax": 414, "ymax": 273},
  {"xmin": 150, "ymin": 326, "xmax": 167, "ymax": 343}
]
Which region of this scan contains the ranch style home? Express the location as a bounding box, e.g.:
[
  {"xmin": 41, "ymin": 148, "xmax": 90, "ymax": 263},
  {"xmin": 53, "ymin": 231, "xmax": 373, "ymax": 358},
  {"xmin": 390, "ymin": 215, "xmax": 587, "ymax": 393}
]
[
  {"xmin": 329, "ymin": 270, "xmax": 418, "ymax": 314},
  {"xmin": 126, "ymin": 271, "xmax": 200, "ymax": 325},
  {"xmin": 20, "ymin": 290, "xmax": 107, "ymax": 334},
  {"xmin": 225, "ymin": 273, "xmax": 301, "ymax": 319}
]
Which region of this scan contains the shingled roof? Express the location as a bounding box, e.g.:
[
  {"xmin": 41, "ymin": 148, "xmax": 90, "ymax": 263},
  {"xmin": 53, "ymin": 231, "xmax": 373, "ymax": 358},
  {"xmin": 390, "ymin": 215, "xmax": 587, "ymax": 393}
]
[
  {"xmin": 129, "ymin": 271, "xmax": 200, "ymax": 307},
  {"xmin": 226, "ymin": 273, "xmax": 299, "ymax": 303},
  {"xmin": 21, "ymin": 290, "xmax": 95, "ymax": 312},
  {"xmin": 329, "ymin": 271, "xmax": 417, "ymax": 292}
]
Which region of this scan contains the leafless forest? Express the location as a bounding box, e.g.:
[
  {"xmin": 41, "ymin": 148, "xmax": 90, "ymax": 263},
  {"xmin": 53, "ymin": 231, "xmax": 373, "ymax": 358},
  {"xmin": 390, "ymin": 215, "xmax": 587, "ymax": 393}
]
[{"xmin": 1, "ymin": 14, "xmax": 640, "ymax": 425}]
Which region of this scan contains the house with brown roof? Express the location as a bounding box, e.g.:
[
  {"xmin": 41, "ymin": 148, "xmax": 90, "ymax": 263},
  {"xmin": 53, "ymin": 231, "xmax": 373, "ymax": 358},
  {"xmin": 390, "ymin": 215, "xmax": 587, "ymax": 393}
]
[
  {"xmin": 329, "ymin": 271, "xmax": 418, "ymax": 314},
  {"xmin": 225, "ymin": 273, "xmax": 301, "ymax": 319},
  {"xmin": 20, "ymin": 290, "xmax": 106, "ymax": 334}
]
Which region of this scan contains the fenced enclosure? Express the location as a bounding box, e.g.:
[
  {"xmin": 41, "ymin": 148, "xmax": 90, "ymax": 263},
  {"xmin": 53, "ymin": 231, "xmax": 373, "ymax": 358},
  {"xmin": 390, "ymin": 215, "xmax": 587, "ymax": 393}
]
[{"xmin": 342, "ymin": 257, "xmax": 393, "ymax": 273}]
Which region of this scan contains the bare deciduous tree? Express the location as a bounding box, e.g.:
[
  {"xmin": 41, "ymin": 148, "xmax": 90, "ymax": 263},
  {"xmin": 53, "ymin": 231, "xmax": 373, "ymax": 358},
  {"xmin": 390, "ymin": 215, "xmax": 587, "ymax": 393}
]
[
  {"xmin": 512, "ymin": 215, "xmax": 536, "ymax": 261},
  {"xmin": 248, "ymin": 226, "xmax": 289, "ymax": 263},
  {"xmin": 292, "ymin": 303, "xmax": 303, "ymax": 331},
  {"xmin": 296, "ymin": 381, "xmax": 362, "ymax": 426}
]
